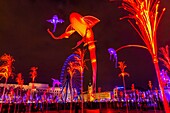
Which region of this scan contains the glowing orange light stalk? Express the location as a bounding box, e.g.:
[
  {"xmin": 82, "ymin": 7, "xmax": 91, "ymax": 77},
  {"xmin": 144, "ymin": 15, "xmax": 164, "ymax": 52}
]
[
  {"xmin": 118, "ymin": 61, "xmax": 129, "ymax": 113},
  {"xmin": 30, "ymin": 66, "xmax": 38, "ymax": 89},
  {"xmin": 159, "ymin": 45, "xmax": 170, "ymax": 71},
  {"xmin": 72, "ymin": 48, "xmax": 87, "ymax": 113},
  {"xmin": 119, "ymin": 0, "xmax": 169, "ymax": 112},
  {"xmin": 0, "ymin": 54, "xmax": 14, "ymax": 113},
  {"xmin": 67, "ymin": 62, "xmax": 77, "ymax": 113}
]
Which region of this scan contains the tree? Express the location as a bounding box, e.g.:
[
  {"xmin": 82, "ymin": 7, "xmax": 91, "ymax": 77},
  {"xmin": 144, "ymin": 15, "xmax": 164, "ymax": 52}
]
[
  {"xmin": 15, "ymin": 73, "xmax": 24, "ymax": 113},
  {"xmin": 16, "ymin": 73, "xmax": 24, "ymax": 89},
  {"xmin": 159, "ymin": 45, "xmax": 170, "ymax": 71},
  {"xmin": 73, "ymin": 48, "xmax": 88, "ymax": 113},
  {"xmin": 118, "ymin": 61, "xmax": 129, "ymax": 113},
  {"xmin": 67, "ymin": 61, "xmax": 76, "ymax": 113},
  {"xmin": 0, "ymin": 53, "xmax": 15, "ymax": 112},
  {"xmin": 29, "ymin": 66, "xmax": 38, "ymax": 89}
]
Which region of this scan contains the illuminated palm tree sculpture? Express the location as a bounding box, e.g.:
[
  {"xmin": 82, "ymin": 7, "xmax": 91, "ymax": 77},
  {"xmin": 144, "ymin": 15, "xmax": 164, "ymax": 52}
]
[
  {"xmin": 29, "ymin": 67, "xmax": 38, "ymax": 113},
  {"xmin": 30, "ymin": 66, "xmax": 38, "ymax": 89},
  {"xmin": 15, "ymin": 73, "xmax": 24, "ymax": 113},
  {"xmin": 159, "ymin": 45, "xmax": 170, "ymax": 71},
  {"xmin": 16, "ymin": 73, "xmax": 24, "ymax": 91},
  {"xmin": 67, "ymin": 62, "xmax": 76, "ymax": 113},
  {"xmin": 74, "ymin": 48, "xmax": 88, "ymax": 113},
  {"xmin": 16, "ymin": 73, "xmax": 24, "ymax": 98},
  {"xmin": 159, "ymin": 45, "xmax": 170, "ymax": 89},
  {"xmin": 117, "ymin": 0, "xmax": 169, "ymax": 112},
  {"xmin": 0, "ymin": 53, "xmax": 15, "ymax": 112},
  {"xmin": 118, "ymin": 61, "xmax": 129, "ymax": 113}
]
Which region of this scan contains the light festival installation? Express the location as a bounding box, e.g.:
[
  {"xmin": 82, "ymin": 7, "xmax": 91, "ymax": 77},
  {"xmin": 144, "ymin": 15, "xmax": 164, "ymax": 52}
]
[
  {"xmin": 15, "ymin": 73, "xmax": 24, "ymax": 113},
  {"xmin": 51, "ymin": 78, "xmax": 61, "ymax": 90},
  {"xmin": 118, "ymin": 0, "xmax": 169, "ymax": 112},
  {"xmin": 47, "ymin": 15, "xmax": 64, "ymax": 33},
  {"xmin": 60, "ymin": 53, "xmax": 81, "ymax": 102},
  {"xmin": 159, "ymin": 45, "xmax": 170, "ymax": 71},
  {"xmin": 47, "ymin": 12, "xmax": 100, "ymax": 92},
  {"xmin": 160, "ymin": 69, "xmax": 170, "ymax": 87},
  {"xmin": 0, "ymin": 54, "xmax": 15, "ymax": 112},
  {"xmin": 108, "ymin": 48, "xmax": 118, "ymax": 68},
  {"xmin": 108, "ymin": 45, "xmax": 148, "ymax": 68},
  {"xmin": 118, "ymin": 61, "xmax": 129, "ymax": 113},
  {"xmin": 73, "ymin": 48, "xmax": 87, "ymax": 113},
  {"xmin": 30, "ymin": 66, "xmax": 38, "ymax": 89}
]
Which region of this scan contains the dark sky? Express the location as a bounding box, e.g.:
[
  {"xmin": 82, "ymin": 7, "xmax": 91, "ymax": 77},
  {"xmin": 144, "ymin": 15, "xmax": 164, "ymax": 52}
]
[{"xmin": 0, "ymin": 0, "xmax": 170, "ymax": 91}]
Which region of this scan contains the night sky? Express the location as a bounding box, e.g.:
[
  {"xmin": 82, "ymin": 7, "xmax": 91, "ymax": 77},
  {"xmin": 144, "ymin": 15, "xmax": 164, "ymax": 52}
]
[{"xmin": 0, "ymin": 0, "xmax": 170, "ymax": 91}]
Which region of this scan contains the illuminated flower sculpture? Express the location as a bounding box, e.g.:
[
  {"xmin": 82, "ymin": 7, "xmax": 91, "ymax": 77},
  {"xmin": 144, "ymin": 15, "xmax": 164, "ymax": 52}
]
[
  {"xmin": 0, "ymin": 53, "xmax": 14, "ymax": 112},
  {"xmin": 47, "ymin": 12, "xmax": 100, "ymax": 92},
  {"xmin": 0, "ymin": 54, "xmax": 14, "ymax": 80},
  {"xmin": 30, "ymin": 66, "xmax": 38, "ymax": 89},
  {"xmin": 15, "ymin": 73, "xmax": 24, "ymax": 113},
  {"xmin": 118, "ymin": 61, "xmax": 129, "ymax": 113},
  {"xmin": 16, "ymin": 73, "xmax": 24, "ymax": 88},
  {"xmin": 119, "ymin": 0, "xmax": 169, "ymax": 112},
  {"xmin": 16, "ymin": 73, "xmax": 24, "ymax": 101},
  {"xmin": 67, "ymin": 61, "xmax": 76, "ymax": 113},
  {"xmin": 74, "ymin": 48, "xmax": 87, "ymax": 113},
  {"xmin": 159, "ymin": 45, "xmax": 170, "ymax": 71}
]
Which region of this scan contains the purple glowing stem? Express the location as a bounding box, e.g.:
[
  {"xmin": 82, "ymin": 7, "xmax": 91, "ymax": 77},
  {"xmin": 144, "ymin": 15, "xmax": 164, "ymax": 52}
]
[
  {"xmin": 47, "ymin": 15, "xmax": 64, "ymax": 33},
  {"xmin": 108, "ymin": 48, "xmax": 118, "ymax": 68}
]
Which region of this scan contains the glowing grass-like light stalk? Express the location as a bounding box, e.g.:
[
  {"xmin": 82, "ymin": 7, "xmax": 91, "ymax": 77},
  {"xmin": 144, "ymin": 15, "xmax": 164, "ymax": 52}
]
[
  {"xmin": 74, "ymin": 48, "xmax": 88, "ymax": 113},
  {"xmin": 30, "ymin": 66, "xmax": 38, "ymax": 89},
  {"xmin": 67, "ymin": 62, "xmax": 77, "ymax": 113},
  {"xmin": 118, "ymin": 61, "xmax": 129, "ymax": 113},
  {"xmin": 120, "ymin": 0, "xmax": 165, "ymax": 59},
  {"xmin": 15, "ymin": 73, "xmax": 24, "ymax": 113},
  {"xmin": 159, "ymin": 45, "xmax": 170, "ymax": 71},
  {"xmin": 0, "ymin": 54, "xmax": 14, "ymax": 113},
  {"xmin": 120, "ymin": 0, "xmax": 169, "ymax": 112}
]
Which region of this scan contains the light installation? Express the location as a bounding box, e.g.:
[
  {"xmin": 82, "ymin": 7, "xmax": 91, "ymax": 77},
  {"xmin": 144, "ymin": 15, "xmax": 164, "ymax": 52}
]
[
  {"xmin": 30, "ymin": 66, "xmax": 38, "ymax": 89},
  {"xmin": 118, "ymin": 61, "xmax": 129, "ymax": 113},
  {"xmin": 108, "ymin": 48, "xmax": 117, "ymax": 68},
  {"xmin": 51, "ymin": 78, "xmax": 61, "ymax": 90},
  {"xmin": 160, "ymin": 69, "xmax": 170, "ymax": 87},
  {"xmin": 73, "ymin": 48, "xmax": 87, "ymax": 113},
  {"xmin": 47, "ymin": 15, "xmax": 64, "ymax": 33},
  {"xmin": 159, "ymin": 45, "xmax": 170, "ymax": 71},
  {"xmin": 108, "ymin": 45, "xmax": 148, "ymax": 68},
  {"xmin": 60, "ymin": 53, "xmax": 81, "ymax": 102},
  {"xmin": 0, "ymin": 54, "xmax": 14, "ymax": 112},
  {"xmin": 119, "ymin": 0, "xmax": 169, "ymax": 112},
  {"xmin": 47, "ymin": 12, "xmax": 100, "ymax": 92}
]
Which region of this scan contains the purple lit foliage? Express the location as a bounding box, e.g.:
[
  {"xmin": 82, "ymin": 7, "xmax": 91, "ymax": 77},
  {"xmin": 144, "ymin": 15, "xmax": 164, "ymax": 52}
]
[
  {"xmin": 47, "ymin": 15, "xmax": 64, "ymax": 33},
  {"xmin": 108, "ymin": 48, "xmax": 117, "ymax": 68}
]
